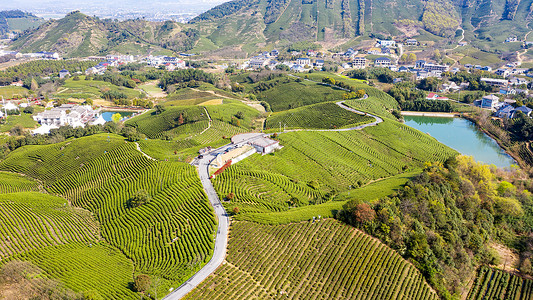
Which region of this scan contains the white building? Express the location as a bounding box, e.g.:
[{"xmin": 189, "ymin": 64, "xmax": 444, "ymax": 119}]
[
  {"xmin": 374, "ymin": 57, "xmax": 392, "ymax": 67},
  {"xmin": 379, "ymin": 40, "xmax": 396, "ymax": 47},
  {"xmin": 231, "ymin": 133, "xmax": 281, "ymax": 155},
  {"xmin": 33, "ymin": 104, "xmax": 98, "ymax": 128},
  {"xmin": 59, "ymin": 69, "xmax": 70, "ymax": 79},
  {"xmin": 495, "ymin": 69, "xmax": 510, "ymax": 77},
  {"xmin": 248, "ymin": 56, "xmax": 269, "ymax": 68},
  {"xmin": 479, "ymin": 95, "xmax": 501, "ymax": 110},
  {"xmin": 296, "ymin": 57, "xmax": 311, "ymax": 66},
  {"xmin": 352, "ymin": 56, "xmax": 367, "ymax": 69},
  {"xmin": 481, "ymin": 78, "xmax": 508, "ymax": 87}
]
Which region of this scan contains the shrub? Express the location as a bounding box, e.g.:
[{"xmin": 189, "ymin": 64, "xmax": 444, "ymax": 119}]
[
  {"xmin": 129, "ymin": 190, "xmax": 151, "ymax": 208},
  {"xmin": 133, "ymin": 274, "xmax": 151, "ymax": 293}
]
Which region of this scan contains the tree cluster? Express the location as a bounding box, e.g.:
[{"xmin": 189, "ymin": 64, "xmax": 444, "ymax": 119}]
[
  {"xmin": 337, "ymin": 156, "xmax": 533, "ymax": 298},
  {"xmin": 159, "ymin": 69, "xmax": 215, "ymax": 91}
]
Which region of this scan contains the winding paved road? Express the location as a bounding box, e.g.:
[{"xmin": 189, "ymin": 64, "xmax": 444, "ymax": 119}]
[
  {"xmin": 164, "ymin": 100, "xmax": 383, "ymax": 299},
  {"xmin": 164, "ymin": 151, "xmax": 229, "ymax": 300}
]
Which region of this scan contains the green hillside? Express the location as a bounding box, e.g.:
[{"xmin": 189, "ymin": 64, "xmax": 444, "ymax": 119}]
[
  {"xmin": 0, "ymin": 134, "xmax": 217, "ymax": 297},
  {"xmin": 0, "ymin": 10, "xmax": 43, "ymax": 35},
  {"xmin": 185, "ymin": 0, "xmax": 532, "ymax": 54},
  {"xmin": 10, "ymin": 11, "xmax": 199, "ymax": 57},
  {"xmin": 265, "ymin": 102, "xmax": 374, "ymax": 131},
  {"xmin": 10, "ymin": 0, "xmax": 533, "ymax": 57},
  {"xmin": 185, "ymin": 219, "xmax": 439, "ymax": 300}
]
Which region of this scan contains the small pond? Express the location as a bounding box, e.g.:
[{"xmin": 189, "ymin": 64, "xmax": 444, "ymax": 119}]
[
  {"xmin": 404, "ymin": 115, "xmax": 516, "ymax": 168},
  {"xmin": 101, "ymin": 111, "xmax": 135, "ymax": 122}
]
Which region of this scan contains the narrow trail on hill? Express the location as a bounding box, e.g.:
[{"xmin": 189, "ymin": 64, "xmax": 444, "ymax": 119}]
[
  {"xmin": 134, "ymin": 142, "xmax": 155, "ymax": 160},
  {"xmin": 164, "ymin": 97, "xmax": 384, "ymax": 299}
]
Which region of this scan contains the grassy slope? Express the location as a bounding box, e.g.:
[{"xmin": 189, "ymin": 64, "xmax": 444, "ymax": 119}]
[
  {"xmin": 0, "ymin": 86, "xmax": 29, "ymax": 98},
  {"xmin": 185, "ymin": 219, "xmax": 438, "ymax": 300},
  {"xmin": 0, "ymin": 113, "xmax": 38, "ymax": 132}
]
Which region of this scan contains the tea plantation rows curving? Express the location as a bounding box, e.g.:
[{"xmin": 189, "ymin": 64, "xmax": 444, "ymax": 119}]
[
  {"xmin": 0, "ymin": 134, "xmax": 217, "ymax": 297},
  {"xmin": 184, "ymin": 219, "xmax": 438, "ymax": 300},
  {"xmin": 467, "ymin": 266, "xmax": 533, "ymax": 300}
]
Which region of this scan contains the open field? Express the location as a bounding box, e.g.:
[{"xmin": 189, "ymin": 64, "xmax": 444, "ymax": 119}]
[
  {"xmin": 184, "ymin": 219, "xmax": 438, "ymax": 300},
  {"xmin": 0, "ymin": 113, "xmax": 38, "ymax": 132},
  {"xmin": 138, "ymin": 81, "xmax": 166, "ymax": 98},
  {"xmin": 0, "ymin": 86, "xmax": 29, "ymax": 99},
  {"xmin": 54, "ymin": 76, "xmax": 143, "ymax": 100}
]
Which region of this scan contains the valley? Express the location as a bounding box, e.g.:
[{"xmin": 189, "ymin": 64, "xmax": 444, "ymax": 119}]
[{"xmin": 1, "ymin": 1, "xmax": 533, "ymax": 299}]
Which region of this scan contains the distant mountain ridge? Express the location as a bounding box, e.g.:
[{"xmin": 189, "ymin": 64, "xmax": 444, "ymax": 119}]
[
  {"xmin": 189, "ymin": 0, "xmax": 533, "ymax": 50},
  {"xmin": 7, "ymin": 0, "xmax": 533, "ymax": 57},
  {"xmin": 9, "ymin": 11, "xmax": 199, "ymax": 58}
]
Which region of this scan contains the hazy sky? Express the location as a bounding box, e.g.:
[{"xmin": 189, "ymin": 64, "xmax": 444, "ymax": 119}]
[{"xmin": 3, "ymin": 0, "xmax": 227, "ymax": 16}]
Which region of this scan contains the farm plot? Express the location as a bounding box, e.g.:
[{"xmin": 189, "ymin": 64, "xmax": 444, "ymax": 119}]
[
  {"xmin": 265, "ymin": 102, "xmax": 374, "ymax": 131},
  {"xmin": 125, "ymin": 106, "xmax": 209, "ymax": 139},
  {"xmin": 254, "ymin": 79, "xmax": 346, "ymax": 112},
  {"xmin": 467, "ymin": 266, "xmax": 533, "ymax": 300},
  {"xmin": 184, "ymin": 219, "xmax": 438, "ymax": 300}
]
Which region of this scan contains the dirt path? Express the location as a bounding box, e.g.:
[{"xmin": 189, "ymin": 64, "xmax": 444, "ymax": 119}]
[
  {"xmin": 443, "ymin": 27, "xmax": 464, "ymax": 66},
  {"xmin": 517, "ymin": 22, "xmax": 532, "ymax": 63},
  {"xmin": 134, "ymin": 142, "xmax": 155, "ymax": 160},
  {"xmin": 198, "ymin": 107, "xmax": 212, "ymax": 135}
]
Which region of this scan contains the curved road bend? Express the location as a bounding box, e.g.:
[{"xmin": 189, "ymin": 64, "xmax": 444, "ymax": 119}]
[
  {"xmin": 164, "ymin": 100, "xmax": 383, "ymax": 299},
  {"xmin": 164, "ymin": 151, "xmax": 229, "ymax": 299}
]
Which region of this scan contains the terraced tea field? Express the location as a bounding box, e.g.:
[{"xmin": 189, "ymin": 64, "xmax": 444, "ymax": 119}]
[
  {"xmin": 266, "ymin": 102, "xmax": 374, "ymax": 131},
  {"xmin": 125, "ymin": 106, "xmax": 210, "ymax": 139},
  {"xmin": 253, "ymin": 79, "xmax": 347, "ymax": 111},
  {"xmin": 467, "ymin": 266, "xmax": 533, "ymax": 300},
  {"xmin": 214, "ymin": 120, "xmax": 456, "ymax": 216},
  {"xmin": 184, "ymin": 219, "xmax": 438, "ymax": 300},
  {"xmin": 0, "ymin": 192, "xmax": 99, "ymax": 259},
  {"xmin": 16, "ymin": 243, "xmax": 137, "ymax": 299},
  {"xmin": 0, "ymin": 172, "xmax": 40, "ymax": 193},
  {"xmin": 0, "ymin": 134, "xmax": 217, "ymax": 296}
]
